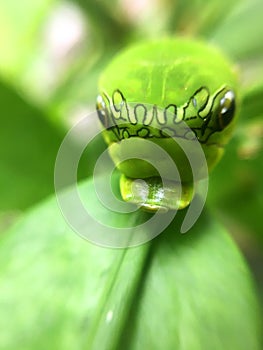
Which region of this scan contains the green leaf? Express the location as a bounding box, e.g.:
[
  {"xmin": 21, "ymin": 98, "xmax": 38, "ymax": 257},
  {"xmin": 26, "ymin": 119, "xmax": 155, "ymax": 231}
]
[
  {"xmin": 48, "ymin": 55, "xmax": 113, "ymax": 123},
  {"xmin": 0, "ymin": 0, "xmax": 102, "ymax": 112},
  {"xmin": 0, "ymin": 79, "xmax": 65, "ymax": 211},
  {"xmin": 0, "ymin": 77, "xmax": 108, "ymax": 217},
  {"xmin": 0, "ymin": 0, "xmax": 54, "ymax": 77},
  {"xmin": 208, "ymin": 136, "xmax": 263, "ymax": 242},
  {"xmin": 166, "ymin": 0, "xmax": 241, "ymax": 37},
  {"xmin": 120, "ymin": 209, "xmax": 262, "ymax": 350},
  {"xmin": 0, "ymin": 173, "xmax": 261, "ymax": 350},
  {"xmin": 240, "ymin": 81, "xmax": 263, "ymax": 121},
  {"xmin": 69, "ymin": 0, "xmax": 132, "ymax": 44},
  {"xmin": 210, "ymin": 0, "xmax": 263, "ymax": 60}
]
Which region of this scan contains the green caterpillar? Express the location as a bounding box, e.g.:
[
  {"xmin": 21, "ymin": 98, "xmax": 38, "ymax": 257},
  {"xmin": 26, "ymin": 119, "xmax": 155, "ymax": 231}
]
[{"xmin": 96, "ymin": 38, "xmax": 239, "ymax": 212}]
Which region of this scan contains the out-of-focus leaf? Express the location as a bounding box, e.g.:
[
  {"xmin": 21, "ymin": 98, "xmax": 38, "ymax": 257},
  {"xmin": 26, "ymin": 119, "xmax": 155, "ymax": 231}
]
[
  {"xmin": 165, "ymin": 0, "xmax": 242, "ymax": 37},
  {"xmin": 48, "ymin": 55, "xmax": 113, "ymax": 124},
  {"xmin": 208, "ymin": 136, "xmax": 263, "ymax": 241},
  {"xmin": 240, "ymin": 81, "xmax": 263, "ymax": 121},
  {"xmin": 69, "ymin": 0, "xmax": 132, "ymax": 45},
  {"xmin": 211, "ymin": 0, "xmax": 263, "ymax": 60},
  {"xmin": 0, "ymin": 77, "xmax": 107, "ymax": 216},
  {"xmin": 239, "ymin": 56, "xmax": 263, "ymax": 94},
  {"xmin": 0, "ymin": 0, "xmax": 99, "ymax": 111},
  {"xmin": 0, "ymin": 0, "xmax": 54, "ymax": 76},
  {"xmin": 0, "ymin": 173, "xmax": 261, "ymax": 350},
  {"xmin": 0, "ymin": 79, "xmax": 65, "ymax": 210}
]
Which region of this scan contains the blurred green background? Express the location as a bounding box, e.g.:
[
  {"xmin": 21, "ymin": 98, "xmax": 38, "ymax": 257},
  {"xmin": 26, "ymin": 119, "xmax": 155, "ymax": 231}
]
[
  {"xmin": 0, "ymin": 0, "xmax": 263, "ymax": 348},
  {"xmin": 1, "ymin": 0, "xmax": 263, "ymax": 283}
]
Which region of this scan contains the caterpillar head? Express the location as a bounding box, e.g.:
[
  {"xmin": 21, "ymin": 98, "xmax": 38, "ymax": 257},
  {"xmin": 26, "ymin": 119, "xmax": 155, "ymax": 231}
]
[{"xmin": 96, "ymin": 38, "xmax": 239, "ymax": 212}]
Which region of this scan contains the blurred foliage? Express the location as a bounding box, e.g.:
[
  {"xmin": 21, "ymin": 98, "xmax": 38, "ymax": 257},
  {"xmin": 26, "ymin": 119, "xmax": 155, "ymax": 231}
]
[
  {"xmin": 0, "ymin": 79, "xmax": 64, "ymax": 210},
  {"xmin": 0, "ymin": 0, "xmax": 263, "ymax": 348}
]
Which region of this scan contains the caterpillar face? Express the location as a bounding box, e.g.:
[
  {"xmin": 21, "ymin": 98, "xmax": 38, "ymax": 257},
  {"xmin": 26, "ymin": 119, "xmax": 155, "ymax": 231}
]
[{"xmin": 96, "ymin": 38, "xmax": 239, "ymax": 211}]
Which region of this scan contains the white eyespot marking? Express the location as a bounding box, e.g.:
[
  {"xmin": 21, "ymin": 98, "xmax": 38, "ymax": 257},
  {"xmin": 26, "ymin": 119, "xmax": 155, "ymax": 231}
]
[{"xmin": 220, "ymin": 90, "xmax": 235, "ymax": 113}]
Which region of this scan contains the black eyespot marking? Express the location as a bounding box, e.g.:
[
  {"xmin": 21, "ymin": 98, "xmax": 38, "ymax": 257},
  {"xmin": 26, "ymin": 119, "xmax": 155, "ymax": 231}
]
[{"xmin": 217, "ymin": 90, "xmax": 235, "ymax": 130}]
